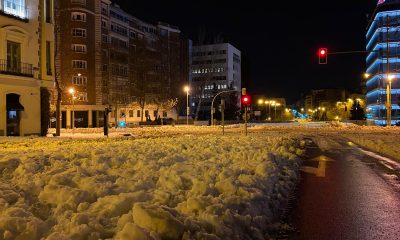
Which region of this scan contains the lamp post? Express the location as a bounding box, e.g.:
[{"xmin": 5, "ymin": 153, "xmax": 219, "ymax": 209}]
[
  {"xmin": 184, "ymin": 86, "xmax": 190, "ymax": 125},
  {"xmin": 265, "ymin": 100, "xmax": 275, "ymax": 120},
  {"xmin": 68, "ymin": 88, "xmax": 75, "ymax": 132}
]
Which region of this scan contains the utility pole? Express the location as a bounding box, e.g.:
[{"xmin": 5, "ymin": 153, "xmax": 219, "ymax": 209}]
[{"xmin": 386, "ymin": 15, "xmax": 392, "ymax": 127}]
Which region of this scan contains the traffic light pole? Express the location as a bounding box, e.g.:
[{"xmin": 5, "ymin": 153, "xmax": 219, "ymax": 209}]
[
  {"xmin": 210, "ymin": 90, "xmax": 240, "ymax": 127},
  {"xmin": 245, "ymin": 104, "xmax": 248, "ymax": 136}
]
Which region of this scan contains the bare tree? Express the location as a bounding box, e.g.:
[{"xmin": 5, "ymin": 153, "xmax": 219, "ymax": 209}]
[{"xmin": 53, "ymin": 2, "xmax": 63, "ymax": 136}]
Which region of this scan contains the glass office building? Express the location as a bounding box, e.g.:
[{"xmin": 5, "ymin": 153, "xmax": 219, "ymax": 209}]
[{"xmin": 366, "ymin": 0, "xmax": 400, "ymax": 125}]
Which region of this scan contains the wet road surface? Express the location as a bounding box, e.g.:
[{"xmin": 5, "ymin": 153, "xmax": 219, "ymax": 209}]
[{"xmin": 288, "ymin": 136, "xmax": 400, "ymax": 240}]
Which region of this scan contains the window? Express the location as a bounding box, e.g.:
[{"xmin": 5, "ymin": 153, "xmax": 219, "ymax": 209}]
[
  {"xmin": 163, "ymin": 111, "xmax": 167, "ymax": 117},
  {"xmin": 72, "ymin": 28, "xmax": 86, "ymax": 37},
  {"xmin": 111, "ymin": 64, "xmax": 128, "ymax": 76},
  {"xmin": 101, "ymin": 19, "xmax": 107, "ymax": 29},
  {"xmin": 145, "ymin": 110, "xmax": 149, "ymax": 117},
  {"xmin": 130, "ymin": 31, "xmax": 136, "ymax": 39},
  {"xmin": 71, "ymin": 0, "xmax": 86, "ymax": 5},
  {"xmin": 101, "ymin": 2, "xmax": 108, "ymax": 15},
  {"xmin": 71, "ymin": 12, "xmax": 86, "ymax": 22},
  {"xmin": 111, "ymin": 22, "xmax": 127, "ymax": 36},
  {"xmin": 129, "ymin": 110, "xmax": 133, "ymax": 118},
  {"xmin": 137, "ymin": 110, "xmax": 141, "ymax": 117},
  {"xmin": 72, "ymin": 60, "xmax": 87, "ymax": 69},
  {"xmin": 6, "ymin": 41, "xmax": 21, "ymax": 72},
  {"xmin": 102, "ymin": 34, "xmax": 108, "ymax": 43},
  {"xmin": 78, "ymin": 92, "xmax": 88, "ymax": 102},
  {"xmin": 72, "ymin": 44, "xmax": 87, "ymax": 53},
  {"xmin": 46, "ymin": 41, "xmax": 52, "ymax": 75},
  {"xmin": 72, "ymin": 75, "xmax": 87, "ymax": 85},
  {"xmin": 4, "ymin": 0, "xmax": 26, "ymax": 19},
  {"xmin": 45, "ymin": 0, "xmax": 52, "ymax": 23}
]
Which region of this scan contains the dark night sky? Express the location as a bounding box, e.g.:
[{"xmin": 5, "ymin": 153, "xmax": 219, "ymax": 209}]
[{"xmin": 115, "ymin": 0, "xmax": 378, "ymax": 103}]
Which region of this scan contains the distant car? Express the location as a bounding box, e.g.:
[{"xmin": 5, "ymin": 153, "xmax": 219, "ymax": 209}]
[{"xmin": 161, "ymin": 118, "xmax": 174, "ymax": 125}]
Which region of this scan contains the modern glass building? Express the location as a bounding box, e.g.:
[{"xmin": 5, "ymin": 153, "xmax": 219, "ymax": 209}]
[{"xmin": 366, "ymin": 0, "xmax": 400, "ymax": 125}]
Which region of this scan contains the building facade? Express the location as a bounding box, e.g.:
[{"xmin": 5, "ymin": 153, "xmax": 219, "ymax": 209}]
[
  {"xmin": 190, "ymin": 43, "xmax": 241, "ymax": 119},
  {"xmin": 366, "ymin": 0, "xmax": 400, "ymax": 125},
  {"xmin": 0, "ymin": 0, "xmax": 54, "ymax": 136},
  {"xmin": 55, "ymin": 1, "xmax": 188, "ymax": 128}
]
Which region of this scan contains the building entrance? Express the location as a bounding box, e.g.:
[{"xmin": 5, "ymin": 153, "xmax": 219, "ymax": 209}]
[{"xmin": 6, "ymin": 94, "xmax": 24, "ymax": 136}]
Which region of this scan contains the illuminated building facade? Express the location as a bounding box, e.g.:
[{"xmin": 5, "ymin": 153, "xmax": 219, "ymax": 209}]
[
  {"xmin": 366, "ymin": 0, "xmax": 400, "ymax": 125},
  {"xmin": 0, "ymin": 0, "xmax": 55, "ymax": 136},
  {"xmin": 190, "ymin": 43, "xmax": 241, "ymax": 119}
]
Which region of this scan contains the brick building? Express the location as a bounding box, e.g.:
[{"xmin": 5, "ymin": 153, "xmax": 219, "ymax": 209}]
[{"xmin": 55, "ymin": 0, "xmax": 189, "ymax": 128}]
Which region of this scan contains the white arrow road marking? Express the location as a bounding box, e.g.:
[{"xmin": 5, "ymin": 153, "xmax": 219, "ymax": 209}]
[{"xmin": 301, "ymin": 155, "xmax": 335, "ymax": 177}]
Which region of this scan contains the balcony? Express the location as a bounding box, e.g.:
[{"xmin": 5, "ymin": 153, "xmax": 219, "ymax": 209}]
[
  {"xmin": 0, "ymin": 59, "xmax": 33, "ymax": 77},
  {"xmin": 0, "ymin": 0, "xmax": 29, "ymax": 22}
]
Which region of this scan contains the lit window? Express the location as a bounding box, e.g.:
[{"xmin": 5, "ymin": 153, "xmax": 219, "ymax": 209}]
[
  {"xmin": 78, "ymin": 92, "xmax": 88, "ymax": 102},
  {"xmin": 4, "ymin": 0, "xmax": 26, "ymax": 19}
]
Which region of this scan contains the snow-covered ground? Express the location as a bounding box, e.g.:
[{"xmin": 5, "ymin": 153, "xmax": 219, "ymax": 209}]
[
  {"xmin": 0, "ymin": 133, "xmax": 304, "ymax": 239},
  {"xmin": 343, "ymin": 132, "xmax": 400, "ymax": 163}
]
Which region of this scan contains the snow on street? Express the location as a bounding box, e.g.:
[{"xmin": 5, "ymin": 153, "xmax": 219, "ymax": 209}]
[{"xmin": 0, "ymin": 131, "xmax": 304, "ymax": 240}]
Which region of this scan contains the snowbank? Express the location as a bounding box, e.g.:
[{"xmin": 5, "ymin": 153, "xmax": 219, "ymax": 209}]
[
  {"xmin": 0, "ymin": 134, "xmax": 304, "ymax": 239},
  {"xmin": 343, "ymin": 133, "xmax": 400, "ymax": 163}
]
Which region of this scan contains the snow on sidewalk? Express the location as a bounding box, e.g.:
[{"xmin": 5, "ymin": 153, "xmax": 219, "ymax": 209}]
[{"xmin": 0, "ymin": 135, "xmax": 304, "ymax": 240}]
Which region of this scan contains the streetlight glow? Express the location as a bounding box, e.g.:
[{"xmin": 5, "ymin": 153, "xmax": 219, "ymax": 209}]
[
  {"xmin": 388, "ymin": 75, "xmax": 395, "ymax": 82},
  {"xmin": 68, "ymin": 88, "xmax": 75, "ymax": 95},
  {"xmin": 184, "ymin": 86, "xmax": 190, "ymax": 125}
]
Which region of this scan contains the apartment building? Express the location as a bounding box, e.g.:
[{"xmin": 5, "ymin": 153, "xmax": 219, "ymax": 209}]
[
  {"xmin": 55, "ymin": 0, "xmax": 188, "ymax": 128},
  {"xmin": 0, "ymin": 0, "xmax": 54, "ymax": 136}
]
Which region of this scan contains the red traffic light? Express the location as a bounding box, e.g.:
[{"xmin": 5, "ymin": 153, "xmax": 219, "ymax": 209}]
[
  {"xmin": 318, "ymin": 48, "xmax": 328, "ymax": 64},
  {"xmin": 242, "ymin": 95, "xmax": 251, "ymax": 105}
]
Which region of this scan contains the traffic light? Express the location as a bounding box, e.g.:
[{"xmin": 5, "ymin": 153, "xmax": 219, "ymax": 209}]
[
  {"xmin": 242, "ymin": 95, "xmax": 251, "ymax": 105},
  {"xmin": 318, "ymin": 48, "xmax": 328, "ymax": 64}
]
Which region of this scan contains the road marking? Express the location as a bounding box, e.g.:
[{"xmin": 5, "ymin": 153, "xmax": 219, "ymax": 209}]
[{"xmin": 301, "ymin": 155, "xmax": 335, "ymax": 177}]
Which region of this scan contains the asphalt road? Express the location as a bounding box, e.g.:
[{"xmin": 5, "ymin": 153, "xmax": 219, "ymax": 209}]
[{"xmin": 287, "ymin": 136, "xmax": 400, "ymax": 240}]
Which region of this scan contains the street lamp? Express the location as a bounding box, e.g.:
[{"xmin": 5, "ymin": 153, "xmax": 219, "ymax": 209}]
[
  {"xmin": 364, "ymin": 73, "xmax": 371, "ymax": 79},
  {"xmin": 68, "ymin": 88, "xmax": 76, "ymax": 131},
  {"xmin": 273, "ymin": 103, "xmax": 281, "ymax": 121},
  {"xmin": 265, "ymin": 100, "xmax": 275, "ymax": 120},
  {"xmin": 184, "ymin": 86, "xmax": 190, "ymax": 125}
]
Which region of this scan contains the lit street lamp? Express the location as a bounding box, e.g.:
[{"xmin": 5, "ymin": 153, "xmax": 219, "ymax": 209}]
[
  {"xmin": 184, "ymin": 86, "xmax": 190, "ymax": 125},
  {"xmin": 265, "ymin": 100, "xmax": 275, "ymax": 120},
  {"xmin": 68, "ymin": 88, "xmax": 76, "ymax": 132}
]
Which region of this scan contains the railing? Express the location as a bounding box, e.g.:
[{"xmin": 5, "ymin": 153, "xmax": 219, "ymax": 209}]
[{"xmin": 0, "ymin": 59, "xmax": 33, "ymax": 77}]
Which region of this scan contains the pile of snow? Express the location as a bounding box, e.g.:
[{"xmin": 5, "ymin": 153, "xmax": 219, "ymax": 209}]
[
  {"xmin": 0, "ymin": 135, "xmax": 304, "ymax": 239},
  {"xmin": 343, "ymin": 132, "xmax": 400, "ymax": 163}
]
